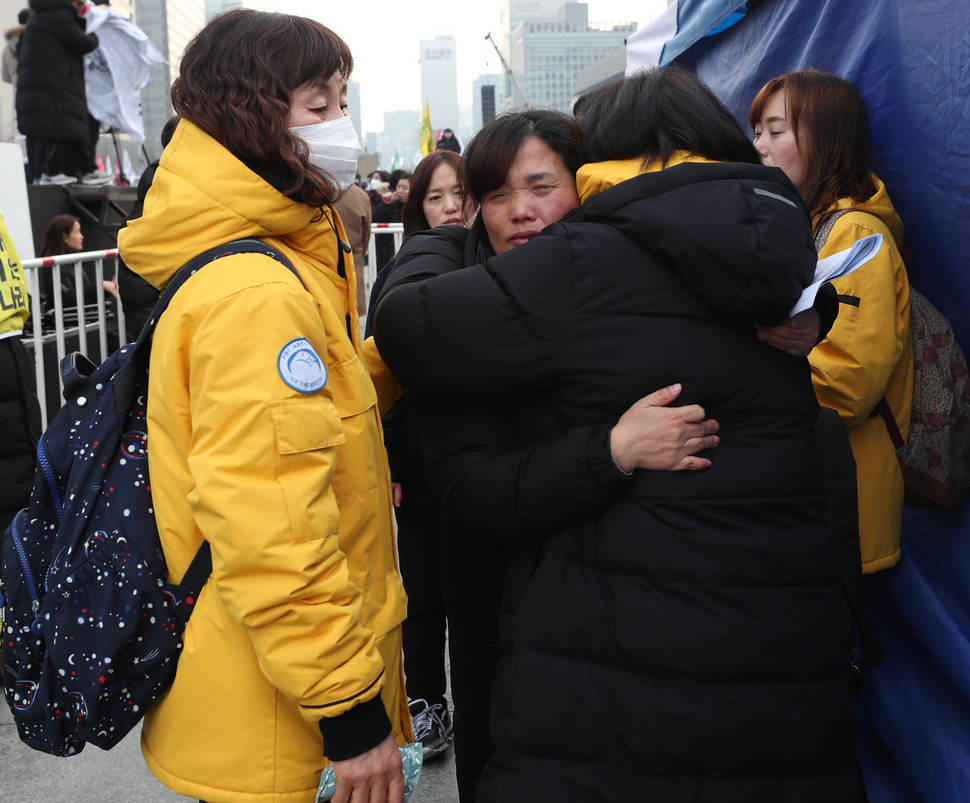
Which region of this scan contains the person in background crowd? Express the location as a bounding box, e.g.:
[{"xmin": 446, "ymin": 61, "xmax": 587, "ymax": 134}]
[
  {"xmin": 374, "ymin": 67, "xmax": 862, "ymax": 802},
  {"xmin": 751, "ymin": 68, "xmax": 913, "ymax": 573},
  {"xmin": 365, "ymin": 149, "xmax": 467, "ymax": 762},
  {"xmin": 2, "ymin": 8, "xmax": 29, "ymax": 146},
  {"xmin": 0, "ymin": 212, "xmax": 43, "ymax": 533},
  {"xmin": 40, "ymin": 212, "xmax": 120, "ymax": 346},
  {"xmin": 393, "ymin": 172, "xmax": 411, "ymax": 205},
  {"xmin": 367, "ymin": 168, "xmax": 391, "ymax": 199},
  {"xmin": 117, "ymin": 9, "xmax": 410, "ymax": 803},
  {"xmin": 16, "ymin": 0, "xmax": 110, "ymax": 185},
  {"xmin": 372, "ymin": 171, "xmax": 406, "ymax": 271},
  {"xmin": 436, "ymin": 127, "xmax": 460, "ymax": 153},
  {"xmin": 400, "ymin": 153, "xmax": 462, "ymax": 236},
  {"xmin": 38, "ymin": 213, "xmax": 93, "ymax": 312},
  {"xmin": 1, "ymin": 9, "xmax": 28, "ymax": 86},
  {"xmin": 334, "ymin": 176, "xmax": 372, "ymax": 316}
]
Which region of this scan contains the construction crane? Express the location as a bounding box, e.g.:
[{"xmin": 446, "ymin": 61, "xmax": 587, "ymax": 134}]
[{"xmin": 485, "ymin": 32, "xmax": 531, "ymax": 107}]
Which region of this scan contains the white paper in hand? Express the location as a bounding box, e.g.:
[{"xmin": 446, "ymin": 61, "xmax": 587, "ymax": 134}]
[{"xmin": 789, "ymin": 233, "xmax": 883, "ymax": 316}]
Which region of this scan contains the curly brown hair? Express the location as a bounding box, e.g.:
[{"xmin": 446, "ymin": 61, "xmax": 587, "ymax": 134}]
[{"xmin": 170, "ymin": 9, "xmax": 353, "ymax": 208}]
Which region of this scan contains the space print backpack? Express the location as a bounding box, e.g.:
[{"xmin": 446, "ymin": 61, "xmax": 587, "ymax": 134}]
[{"xmin": 0, "ymin": 239, "xmax": 298, "ymax": 756}]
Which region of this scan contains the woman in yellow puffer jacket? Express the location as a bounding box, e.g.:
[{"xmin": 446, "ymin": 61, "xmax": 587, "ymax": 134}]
[
  {"xmin": 117, "ymin": 10, "xmax": 410, "ymax": 803},
  {"xmin": 751, "ymin": 69, "xmax": 913, "ymax": 573}
]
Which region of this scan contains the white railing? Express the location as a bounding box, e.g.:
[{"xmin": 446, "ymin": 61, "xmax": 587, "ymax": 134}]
[
  {"xmin": 363, "ymin": 223, "xmax": 405, "ymax": 320},
  {"xmin": 21, "ymin": 249, "xmax": 123, "ymax": 429}
]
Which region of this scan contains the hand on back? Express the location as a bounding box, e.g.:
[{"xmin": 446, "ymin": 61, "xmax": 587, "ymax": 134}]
[{"xmin": 610, "ymin": 383, "xmax": 720, "ymax": 473}]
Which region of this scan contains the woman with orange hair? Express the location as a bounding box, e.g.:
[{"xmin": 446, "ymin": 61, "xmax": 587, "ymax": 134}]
[{"xmin": 751, "ymin": 69, "xmax": 913, "ymax": 574}]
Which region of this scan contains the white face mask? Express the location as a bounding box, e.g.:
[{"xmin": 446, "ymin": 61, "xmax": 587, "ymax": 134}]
[{"xmin": 289, "ymin": 116, "xmax": 362, "ymax": 194}]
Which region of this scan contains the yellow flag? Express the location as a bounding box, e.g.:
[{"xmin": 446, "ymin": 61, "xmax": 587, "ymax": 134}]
[{"xmin": 420, "ymin": 100, "xmax": 433, "ymax": 156}]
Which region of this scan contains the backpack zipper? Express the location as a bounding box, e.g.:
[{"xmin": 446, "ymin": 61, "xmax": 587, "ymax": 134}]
[
  {"xmin": 9, "ymin": 514, "xmax": 42, "ymax": 623},
  {"xmin": 37, "ymin": 437, "xmax": 63, "ymax": 522}
]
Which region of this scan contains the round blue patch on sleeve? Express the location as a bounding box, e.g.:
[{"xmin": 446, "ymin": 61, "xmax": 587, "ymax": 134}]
[{"xmin": 277, "ymin": 338, "xmax": 328, "ymax": 393}]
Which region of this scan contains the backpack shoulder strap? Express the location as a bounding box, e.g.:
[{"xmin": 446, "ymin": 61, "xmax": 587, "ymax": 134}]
[
  {"xmin": 133, "ymin": 239, "xmax": 304, "ymax": 348},
  {"xmin": 813, "ymin": 208, "xmax": 877, "ymax": 252},
  {"xmin": 139, "ymin": 238, "xmax": 306, "ymax": 600}
]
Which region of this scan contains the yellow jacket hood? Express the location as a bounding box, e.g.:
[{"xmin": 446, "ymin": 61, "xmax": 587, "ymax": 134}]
[
  {"xmin": 576, "ymin": 152, "xmax": 720, "ymax": 202},
  {"xmin": 828, "ymin": 174, "xmax": 904, "ymax": 251},
  {"xmin": 119, "ymin": 120, "xmax": 335, "ymax": 291}
]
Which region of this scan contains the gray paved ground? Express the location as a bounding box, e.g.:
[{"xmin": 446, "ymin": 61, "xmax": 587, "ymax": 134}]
[{"xmin": 0, "ymin": 690, "xmax": 457, "ymax": 802}]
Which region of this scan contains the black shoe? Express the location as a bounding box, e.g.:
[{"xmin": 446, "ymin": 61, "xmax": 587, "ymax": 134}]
[{"xmin": 408, "ymin": 697, "xmax": 453, "ymax": 759}]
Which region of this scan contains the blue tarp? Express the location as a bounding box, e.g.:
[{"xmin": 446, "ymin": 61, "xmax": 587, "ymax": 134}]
[
  {"xmin": 661, "ymin": 0, "xmax": 748, "ymax": 64},
  {"xmin": 632, "ymin": 1, "xmax": 970, "ymax": 799},
  {"xmin": 672, "ymin": 0, "xmax": 970, "ymax": 348}
]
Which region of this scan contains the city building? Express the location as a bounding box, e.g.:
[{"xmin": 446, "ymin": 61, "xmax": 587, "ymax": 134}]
[
  {"xmin": 572, "ymin": 43, "xmax": 627, "ymax": 102},
  {"xmin": 204, "ymin": 0, "xmax": 242, "ymax": 19},
  {"xmin": 501, "ymin": 1, "xmax": 636, "ymax": 112},
  {"xmin": 419, "ymin": 35, "xmax": 459, "ymax": 147},
  {"xmin": 376, "ymin": 109, "xmax": 420, "ymax": 172},
  {"xmin": 138, "ymin": 0, "xmax": 205, "ymax": 159},
  {"xmin": 498, "ymin": 0, "xmax": 565, "ymax": 62},
  {"xmin": 472, "ymin": 73, "xmax": 501, "ymax": 133},
  {"xmin": 347, "ymin": 81, "xmax": 362, "ymax": 143},
  {"xmin": 496, "ymin": 0, "xmax": 563, "ymax": 108}
]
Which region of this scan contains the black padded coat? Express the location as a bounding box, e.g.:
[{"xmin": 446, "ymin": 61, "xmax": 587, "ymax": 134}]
[
  {"xmin": 16, "ymin": 0, "xmax": 97, "ymax": 141},
  {"xmin": 374, "ymin": 161, "xmax": 862, "ymax": 802}
]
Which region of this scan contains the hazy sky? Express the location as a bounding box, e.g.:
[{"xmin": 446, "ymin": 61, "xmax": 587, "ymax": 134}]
[{"xmin": 247, "ymin": 0, "xmax": 667, "ymax": 133}]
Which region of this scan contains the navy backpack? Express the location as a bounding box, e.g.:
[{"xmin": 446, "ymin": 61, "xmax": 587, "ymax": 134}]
[{"xmin": 0, "ymin": 239, "xmax": 298, "ymax": 756}]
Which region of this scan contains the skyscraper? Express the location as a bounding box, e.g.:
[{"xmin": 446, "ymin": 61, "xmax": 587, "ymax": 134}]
[
  {"xmin": 204, "ymin": 0, "xmax": 242, "ymax": 19},
  {"xmin": 419, "ymin": 35, "xmax": 459, "ymax": 148},
  {"xmin": 501, "ymin": 1, "xmax": 636, "ymax": 112},
  {"xmin": 137, "ymin": 0, "xmax": 205, "ymax": 155},
  {"xmin": 472, "ymin": 74, "xmax": 502, "ymax": 134},
  {"xmin": 347, "ymin": 81, "xmax": 363, "ymax": 142}
]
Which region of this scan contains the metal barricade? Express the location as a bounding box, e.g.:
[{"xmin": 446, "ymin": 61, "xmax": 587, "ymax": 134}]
[
  {"xmin": 21, "ymin": 249, "xmax": 123, "ymax": 429},
  {"xmin": 23, "ymin": 231, "xmax": 404, "ymax": 427},
  {"xmin": 363, "ymin": 223, "xmax": 405, "ymax": 326}
]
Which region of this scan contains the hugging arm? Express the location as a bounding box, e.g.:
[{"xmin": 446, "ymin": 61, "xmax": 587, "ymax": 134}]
[
  {"xmin": 420, "ymin": 385, "xmax": 719, "ymax": 542},
  {"xmin": 755, "ymin": 282, "xmax": 839, "ymax": 356}
]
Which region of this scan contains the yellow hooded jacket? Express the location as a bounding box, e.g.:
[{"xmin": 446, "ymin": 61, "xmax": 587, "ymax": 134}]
[
  {"xmin": 117, "ymin": 121, "xmax": 409, "ymax": 802},
  {"xmin": 811, "ymin": 176, "xmax": 913, "ymax": 573}
]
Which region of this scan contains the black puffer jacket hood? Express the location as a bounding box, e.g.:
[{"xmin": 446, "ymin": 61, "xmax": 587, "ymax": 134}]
[
  {"xmin": 567, "ymin": 160, "xmax": 816, "ymax": 325},
  {"xmin": 28, "ymin": 0, "xmax": 74, "ymax": 12}
]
